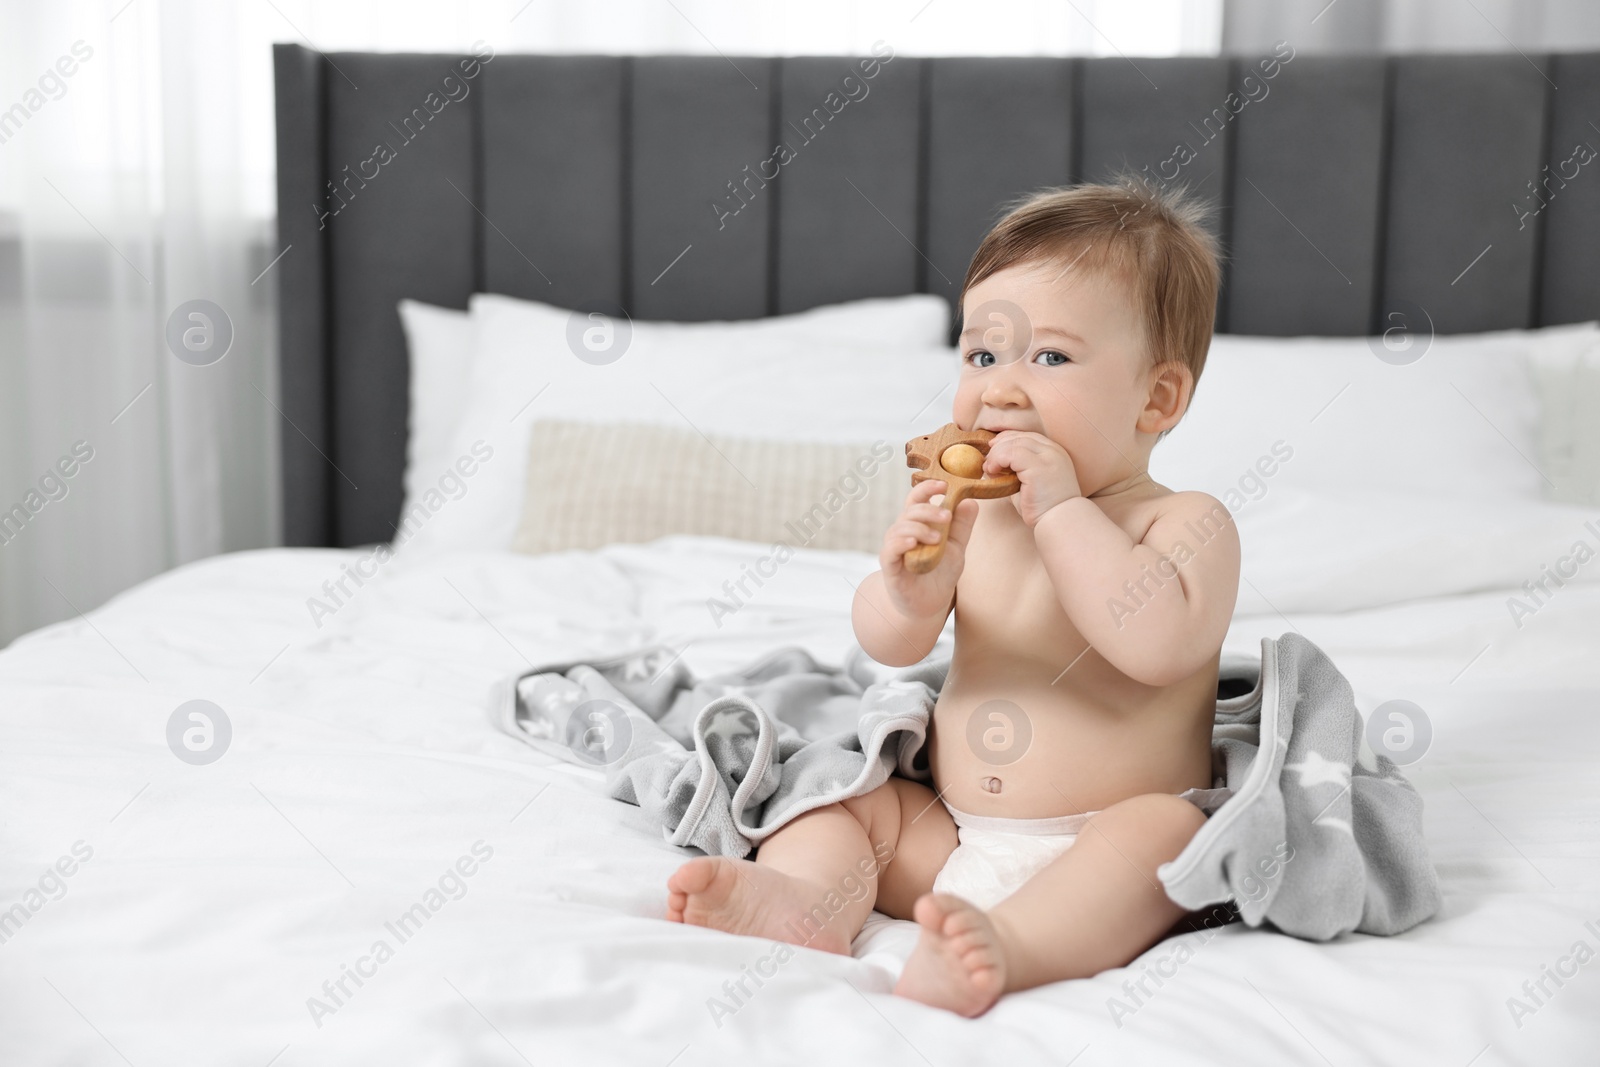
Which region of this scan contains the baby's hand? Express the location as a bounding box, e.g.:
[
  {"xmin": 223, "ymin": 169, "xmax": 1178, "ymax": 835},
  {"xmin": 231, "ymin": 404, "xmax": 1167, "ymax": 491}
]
[
  {"xmin": 984, "ymin": 430, "xmax": 1082, "ymax": 528},
  {"xmin": 880, "ymin": 480, "xmax": 979, "ymax": 619}
]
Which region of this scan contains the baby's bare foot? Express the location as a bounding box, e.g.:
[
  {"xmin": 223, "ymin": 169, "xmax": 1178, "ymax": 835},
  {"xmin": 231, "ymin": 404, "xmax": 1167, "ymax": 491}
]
[
  {"xmin": 665, "ymin": 856, "xmax": 853, "ymax": 955},
  {"xmin": 893, "ymin": 893, "xmax": 1007, "ymax": 1017}
]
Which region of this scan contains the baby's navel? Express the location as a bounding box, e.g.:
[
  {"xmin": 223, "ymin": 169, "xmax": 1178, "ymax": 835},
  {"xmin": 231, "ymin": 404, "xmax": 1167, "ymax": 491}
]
[{"xmin": 981, "ymin": 776, "xmax": 1002, "ymax": 794}]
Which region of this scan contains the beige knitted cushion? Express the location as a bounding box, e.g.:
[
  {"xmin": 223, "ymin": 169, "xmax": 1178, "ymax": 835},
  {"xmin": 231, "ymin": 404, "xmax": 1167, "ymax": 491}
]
[{"xmin": 510, "ymin": 419, "xmax": 906, "ymax": 554}]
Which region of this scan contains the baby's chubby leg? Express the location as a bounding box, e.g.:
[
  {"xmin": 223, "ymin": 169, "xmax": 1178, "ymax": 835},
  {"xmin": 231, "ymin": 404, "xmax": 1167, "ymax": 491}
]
[
  {"xmin": 896, "ymin": 793, "xmax": 1205, "ymax": 1015},
  {"xmin": 665, "ymin": 777, "xmax": 957, "ymax": 954}
]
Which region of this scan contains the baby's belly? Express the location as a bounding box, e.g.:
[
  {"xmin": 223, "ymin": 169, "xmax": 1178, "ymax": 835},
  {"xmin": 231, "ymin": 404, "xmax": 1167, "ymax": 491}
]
[{"xmin": 927, "ymin": 648, "xmax": 1216, "ymax": 819}]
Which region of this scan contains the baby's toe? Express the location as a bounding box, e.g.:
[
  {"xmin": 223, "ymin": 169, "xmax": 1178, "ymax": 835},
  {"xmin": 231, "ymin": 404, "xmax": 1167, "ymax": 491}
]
[
  {"xmin": 912, "ymin": 891, "xmax": 963, "ymax": 930},
  {"xmin": 940, "ymin": 904, "xmax": 989, "ymax": 938},
  {"xmin": 666, "ymin": 856, "xmax": 718, "ymax": 896}
]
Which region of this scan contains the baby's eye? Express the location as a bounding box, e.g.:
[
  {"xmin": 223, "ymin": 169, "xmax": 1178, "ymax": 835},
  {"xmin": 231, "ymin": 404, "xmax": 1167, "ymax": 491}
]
[
  {"xmin": 963, "ymin": 350, "xmax": 996, "ymax": 369},
  {"xmin": 1035, "ymin": 350, "xmax": 1070, "ymax": 367}
]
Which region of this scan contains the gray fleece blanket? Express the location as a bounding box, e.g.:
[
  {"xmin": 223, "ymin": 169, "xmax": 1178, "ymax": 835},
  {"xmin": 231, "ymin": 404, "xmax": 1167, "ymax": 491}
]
[{"xmin": 491, "ymin": 633, "xmax": 1441, "ymax": 940}]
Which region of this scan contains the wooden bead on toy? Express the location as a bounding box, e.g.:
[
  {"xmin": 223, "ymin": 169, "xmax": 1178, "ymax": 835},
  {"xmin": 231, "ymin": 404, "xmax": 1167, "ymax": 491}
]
[
  {"xmin": 940, "ymin": 443, "xmax": 985, "ymax": 479},
  {"xmin": 903, "ymin": 423, "xmax": 1020, "ymax": 574}
]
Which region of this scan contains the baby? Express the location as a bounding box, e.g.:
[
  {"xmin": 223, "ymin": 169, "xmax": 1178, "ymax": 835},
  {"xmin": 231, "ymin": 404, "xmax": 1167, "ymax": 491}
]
[{"xmin": 667, "ymin": 175, "xmax": 1239, "ymax": 1017}]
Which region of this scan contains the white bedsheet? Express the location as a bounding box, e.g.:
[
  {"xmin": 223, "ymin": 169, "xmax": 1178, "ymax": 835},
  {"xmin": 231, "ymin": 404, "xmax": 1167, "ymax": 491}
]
[{"xmin": 1, "ymin": 536, "xmax": 1596, "ymax": 1066}]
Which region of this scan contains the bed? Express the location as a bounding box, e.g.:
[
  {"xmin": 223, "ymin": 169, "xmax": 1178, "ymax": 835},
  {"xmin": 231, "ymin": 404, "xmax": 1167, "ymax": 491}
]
[{"xmin": 2, "ymin": 45, "xmax": 1599, "ymax": 1066}]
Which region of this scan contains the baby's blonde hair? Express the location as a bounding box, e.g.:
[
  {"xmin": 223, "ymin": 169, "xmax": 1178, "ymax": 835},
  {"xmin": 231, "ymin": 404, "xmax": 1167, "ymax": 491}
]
[{"xmin": 960, "ymin": 173, "xmax": 1225, "ymax": 434}]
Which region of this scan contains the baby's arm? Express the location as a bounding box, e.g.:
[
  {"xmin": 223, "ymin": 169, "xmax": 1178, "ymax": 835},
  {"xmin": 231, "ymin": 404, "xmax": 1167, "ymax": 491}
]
[
  {"xmin": 852, "ymin": 573, "xmax": 948, "ymax": 666},
  {"xmin": 1033, "ymin": 492, "xmax": 1240, "ymax": 685}
]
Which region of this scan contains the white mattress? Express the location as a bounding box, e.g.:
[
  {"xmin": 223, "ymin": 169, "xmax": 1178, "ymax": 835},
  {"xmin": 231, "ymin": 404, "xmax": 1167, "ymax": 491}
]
[{"xmin": 1, "ymin": 536, "xmax": 1596, "ymax": 1065}]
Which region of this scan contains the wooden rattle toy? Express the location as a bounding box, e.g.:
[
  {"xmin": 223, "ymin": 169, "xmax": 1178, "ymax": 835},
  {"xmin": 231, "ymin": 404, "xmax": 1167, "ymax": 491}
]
[{"xmin": 903, "ymin": 423, "xmax": 1021, "ymax": 573}]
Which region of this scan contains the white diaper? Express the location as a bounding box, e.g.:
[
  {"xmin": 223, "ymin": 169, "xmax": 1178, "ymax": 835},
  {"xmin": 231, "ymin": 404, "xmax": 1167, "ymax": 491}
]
[
  {"xmin": 930, "ymin": 787, "xmax": 1232, "ymax": 911},
  {"xmin": 931, "ymin": 807, "xmax": 1089, "ymax": 911}
]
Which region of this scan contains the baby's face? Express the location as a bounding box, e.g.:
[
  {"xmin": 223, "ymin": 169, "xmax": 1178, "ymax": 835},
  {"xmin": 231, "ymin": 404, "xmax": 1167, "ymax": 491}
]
[{"xmin": 954, "ymin": 258, "xmax": 1162, "ymax": 495}]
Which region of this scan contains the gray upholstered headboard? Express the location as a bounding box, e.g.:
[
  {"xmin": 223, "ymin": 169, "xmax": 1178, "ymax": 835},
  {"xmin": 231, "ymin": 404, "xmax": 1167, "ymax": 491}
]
[{"xmin": 272, "ymin": 44, "xmax": 1600, "ymax": 549}]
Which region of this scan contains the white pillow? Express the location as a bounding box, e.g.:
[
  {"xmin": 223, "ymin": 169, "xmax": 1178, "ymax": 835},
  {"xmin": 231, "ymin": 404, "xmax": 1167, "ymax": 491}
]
[
  {"xmin": 397, "ymin": 299, "xmax": 476, "ymax": 521},
  {"xmin": 1527, "ymin": 331, "xmax": 1600, "ymax": 506},
  {"xmin": 1233, "ymin": 486, "xmax": 1600, "ymax": 614},
  {"xmin": 398, "ymin": 293, "xmax": 956, "ymax": 555},
  {"xmin": 1150, "ymin": 322, "xmax": 1600, "ymax": 503}
]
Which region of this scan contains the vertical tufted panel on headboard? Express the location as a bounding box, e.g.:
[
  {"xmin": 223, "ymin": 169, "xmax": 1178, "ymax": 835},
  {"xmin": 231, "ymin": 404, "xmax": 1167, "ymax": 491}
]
[
  {"xmin": 480, "ymin": 56, "xmax": 629, "ymax": 311},
  {"xmin": 629, "ymin": 56, "xmax": 777, "ymax": 321},
  {"xmin": 1381, "ymin": 54, "xmax": 1553, "ymax": 333},
  {"xmin": 319, "ymin": 54, "xmax": 480, "ymax": 548},
  {"xmin": 1538, "ymin": 53, "xmax": 1600, "ymax": 327},
  {"xmin": 1224, "ymin": 55, "xmax": 1387, "ymax": 336},
  {"xmin": 774, "ymin": 54, "xmax": 924, "ymax": 315}
]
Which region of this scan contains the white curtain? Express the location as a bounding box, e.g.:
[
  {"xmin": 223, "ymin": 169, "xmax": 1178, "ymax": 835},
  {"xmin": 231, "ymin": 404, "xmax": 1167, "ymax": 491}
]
[
  {"xmin": 0, "ymin": 0, "xmax": 1223, "ymax": 649},
  {"xmin": 1223, "ymin": 0, "xmax": 1600, "ymax": 53},
  {"xmin": 0, "ymin": 0, "xmax": 276, "ymax": 649}
]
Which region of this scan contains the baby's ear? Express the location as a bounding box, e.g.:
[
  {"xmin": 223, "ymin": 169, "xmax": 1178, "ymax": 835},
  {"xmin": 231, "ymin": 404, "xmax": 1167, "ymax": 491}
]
[{"xmin": 1139, "ymin": 360, "xmax": 1192, "ymax": 434}]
